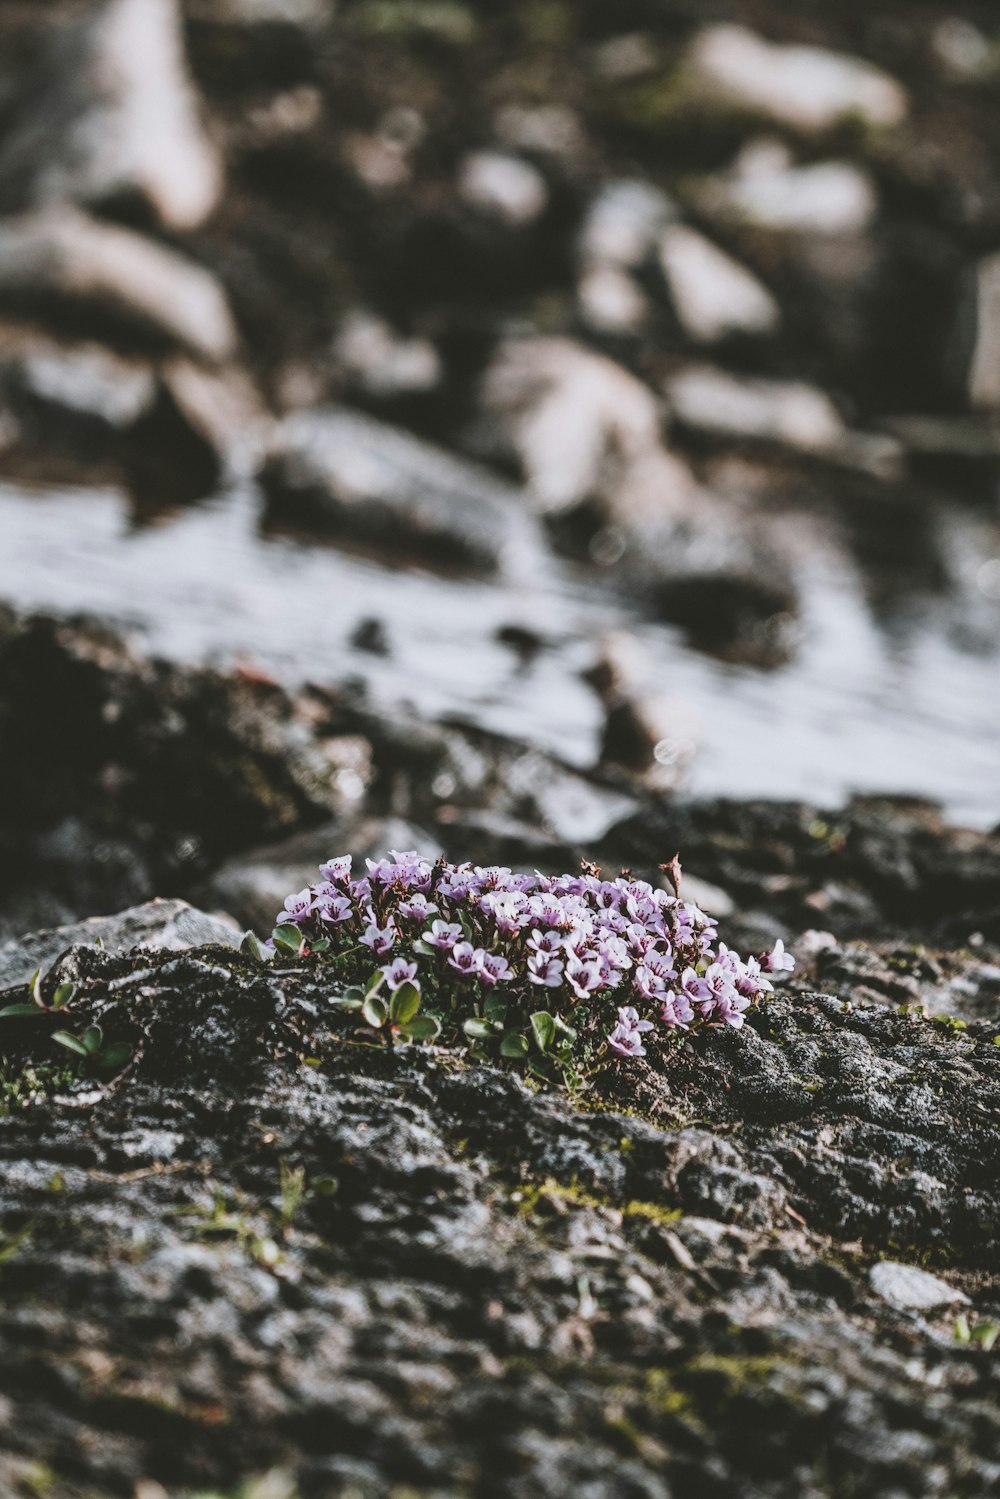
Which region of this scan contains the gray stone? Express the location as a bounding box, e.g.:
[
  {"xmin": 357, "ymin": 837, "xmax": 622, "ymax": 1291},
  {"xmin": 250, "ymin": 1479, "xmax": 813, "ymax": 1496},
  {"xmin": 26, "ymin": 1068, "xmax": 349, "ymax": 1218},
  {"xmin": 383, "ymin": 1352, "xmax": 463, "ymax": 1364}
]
[
  {"xmin": 702, "ymin": 139, "xmax": 878, "ymax": 236},
  {"xmin": 0, "ymin": 209, "xmax": 238, "ymax": 361},
  {"xmin": 0, "ymin": 898, "xmax": 243, "ymax": 991},
  {"xmin": 686, "ymin": 25, "xmax": 908, "ymax": 135},
  {"xmin": 667, "ymin": 364, "xmax": 844, "ymax": 452},
  {"xmin": 0, "ymin": 0, "xmax": 221, "ymax": 231},
  {"xmin": 205, "ymin": 816, "xmax": 443, "ymax": 933},
  {"xmin": 260, "ymin": 405, "xmax": 544, "ymax": 577},
  {"xmin": 458, "ymin": 151, "xmax": 548, "ymax": 227},
  {"xmin": 658, "ymin": 224, "xmax": 780, "ymax": 343},
  {"xmin": 869, "ymin": 1260, "xmax": 970, "ymax": 1312}
]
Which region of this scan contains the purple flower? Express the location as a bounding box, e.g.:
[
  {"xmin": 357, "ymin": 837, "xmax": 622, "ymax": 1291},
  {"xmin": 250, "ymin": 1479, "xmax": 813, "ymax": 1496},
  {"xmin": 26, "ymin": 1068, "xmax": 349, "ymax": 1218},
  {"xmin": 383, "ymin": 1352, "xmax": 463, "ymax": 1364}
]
[
  {"xmin": 480, "ymin": 952, "xmax": 513, "ymax": 986},
  {"xmin": 316, "ymin": 893, "xmax": 355, "ymax": 925},
  {"xmin": 763, "ymin": 939, "xmax": 795, "ymax": 973},
  {"xmin": 527, "ymin": 928, "xmax": 563, "ymax": 957},
  {"xmin": 360, "ymin": 922, "xmax": 395, "ymax": 956},
  {"xmin": 448, "ymin": 942, "xmax": 484, "ymax": 976},
  {"xmin": 380, "ymin": 955, "xmax": 419, "ymax": 991},
  {"xmin": 280, "ymin": 888, "xmax": 315, "ymax": 924},
  {"xmin": 660, "ymin": 990, "xmax": 694, "ymax": 1029},
  {"xmin": 398, "ymin": 894, "xmax": 438, "ymax": 922},
  {"xmin": 607, "ymin": 1005, "xmax": 654, "ymax": 1057},
  {"xmin": 680, "ymin": 966, "xmax": 712, "ymax": 1004},
  {"xmin": 423, "ymin": 919, "xmax": 463, "ymax": 951},
  {"xmin": 319, "ymin": 856, "xmax": 352, "ymax": 885},
  {"xmin": 633, "ymin": 964, "xmax": 666, "ymax": 1002},
  {"xmin": 565, "ymin": 956, "xmax": 603, "ymax": 1000},
  {"xmin": 527, "ymin": 952, "xmax": 564, "ymax": 988}
]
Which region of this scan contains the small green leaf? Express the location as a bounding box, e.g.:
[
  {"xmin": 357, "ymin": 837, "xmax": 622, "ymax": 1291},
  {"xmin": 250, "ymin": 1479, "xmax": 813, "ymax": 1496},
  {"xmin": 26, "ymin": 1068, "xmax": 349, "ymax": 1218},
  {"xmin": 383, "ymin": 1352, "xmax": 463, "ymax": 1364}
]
[
  {"xmin": 272, "ymin": 923, "xmax": 303, "ymax": 954},
  {"xmin": 0, "ymin": 1003, "xmax": 47, "ymax": 1019},
  {"xmin": 500, "ymin": 1032, "xmax": 530, "ymax": 1059},
  {"xmin": 52, "ymin": 1031, "xmax": 89, "ymax": 1058},
  {"xmin": 399, "ymin": 1014, "xmax": 441, "ymax": 1041},
  {"xmin": 29, "ymin": 969, "xmax": 44, "ymax": 1007},
  {"xmin": 52, "ymin": 982, "xmax": 76, "ymax": 1010},
  {"xmin": 530, "ymin": 1011, "xmax": 557, "ymax": 1053},
  {"xmin": 463, "ymin": 1018, "xmax": 492, "ymax": 1041},
  {"xmin": 97, "ymin": 1042, "xmax": 133, "ymax": 1070},
  {"xmin": 310, "ymin": 938, "xmax": 330, "ymax": 953},
  {"xmin": 552, "ymin": 1015, "xmax": 578, "ymax": 1043},
  {"xmin": 364, "ymin": 969, "xmax": 385, "ymax": 996},
  {"xmin": 241, "ymin": 932, "xmax": 272, "ymax": 961},
  {"xmin": 411, "ymin": 939, "xmax": 436, "ymax": 956},
  {"xmin": 483, "ymin": 995, "xmax": 507, "ymax": 1022},
  {"xmin": 81, "ymin": 1026, "xmax": 103, "ymax": 1054},
  {"xmin": 389, "ymin": 982, "xmax": 421, "ymax": 1026},
  {"xmin": 331, "ymin": 996, "xmax": 364, "ymax": 1011},
  {"xmin": 361, "ymin": 993, "xmax": 388, "ymax": 1028}
]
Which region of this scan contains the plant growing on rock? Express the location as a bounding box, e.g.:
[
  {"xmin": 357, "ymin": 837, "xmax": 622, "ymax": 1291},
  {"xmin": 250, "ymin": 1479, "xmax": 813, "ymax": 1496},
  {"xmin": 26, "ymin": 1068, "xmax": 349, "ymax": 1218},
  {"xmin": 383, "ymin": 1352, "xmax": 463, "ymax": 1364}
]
[{"xmin": 267, "ymin": 851, "xmax": 793, "ymax": 1084}]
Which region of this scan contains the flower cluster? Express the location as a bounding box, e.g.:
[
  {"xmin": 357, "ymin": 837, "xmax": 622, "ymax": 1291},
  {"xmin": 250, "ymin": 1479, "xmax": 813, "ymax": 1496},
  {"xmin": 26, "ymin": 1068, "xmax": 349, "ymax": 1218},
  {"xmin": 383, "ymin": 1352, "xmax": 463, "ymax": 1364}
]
[{"xmin": 271, "ymin": 851, "xmax": 793, "ymax": 1074}]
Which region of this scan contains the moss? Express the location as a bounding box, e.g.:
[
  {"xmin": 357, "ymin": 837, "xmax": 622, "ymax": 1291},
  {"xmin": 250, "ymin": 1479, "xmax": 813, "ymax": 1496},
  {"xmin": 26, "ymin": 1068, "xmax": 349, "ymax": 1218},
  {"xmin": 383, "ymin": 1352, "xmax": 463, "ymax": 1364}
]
[
  {"xmin": 0, "ymin": 1061, "xmax": 77, "ymax": 1116},
  {"xmin": 510, "ymin": 1177, "xmax": 682, "ymax": 1229}
]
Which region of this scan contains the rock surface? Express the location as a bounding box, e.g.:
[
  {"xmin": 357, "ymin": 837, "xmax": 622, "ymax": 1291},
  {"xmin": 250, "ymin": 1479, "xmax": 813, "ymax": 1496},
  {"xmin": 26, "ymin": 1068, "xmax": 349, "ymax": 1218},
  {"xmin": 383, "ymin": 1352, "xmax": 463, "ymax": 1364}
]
[
  {"xmin": 0, "ymin": 0, "xmax": 222, "ymax": 230},
  {"xmin": 0, "ymin": 925, "xmax": 996, "ymax": 1498}
]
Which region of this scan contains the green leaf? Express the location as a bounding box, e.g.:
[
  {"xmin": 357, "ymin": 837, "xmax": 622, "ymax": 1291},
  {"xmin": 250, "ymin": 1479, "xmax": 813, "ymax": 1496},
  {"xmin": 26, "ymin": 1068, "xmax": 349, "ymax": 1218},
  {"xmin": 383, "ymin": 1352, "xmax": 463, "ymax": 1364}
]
[
  {"xmin": 272, "ymin": 923, "xmax": 303, "ymax": 954},
  {"xmin": 0, "ymin": 1003, "xmax": 47, "ymax": 1019},
  {"xmin": 52, "ymin": 982, "xmax": 76, "ymax": 1010},
  {"xmin": 483, "ymin": 995, "xmax": 507, "ymax": 1022},
  {"xmin": 462, "ymin": 1018, "xmax": 492, "ymax": 1041},
  {"xmin": 530, "ymin": 1011, "xmax": 557, "ymax": 1053},
  {"xmin": 310, "ymin": 938, "xmax": 330, "ymax": 954},
  {"xmin": 399, "ymin": 1014, "xmax": 441, "ymax": 1041},
  {"xmin": 97, "ymin": 1042, "xmax": 133, "ymax": 1070},
  {"xmin": 241, "ymin": 932, "xmax": 272, "ymax": 961},
  {"xmin": 331, "ymin": 996, "xmax": 363, "ymax": 1011},
  {"xmin": 364, "ymin": 969, "xmax": 385, "ymax": 996},
  {"xmin": 411, "ymin": 939, "xmax": 436, "ymax": 957},
  {"xmin": 552, "ymin": 1015, "xmax": 578, "ymax": 1043},
  {"xmin": 389, "ymin": 982, "xmax": 421, "ymax": 1026},
  {"xmin": 81, "ymin": 1026, "xmax": 103, "ymax": 1054},
  {"xmin": 361, "ymin": 993, "xmax": 388, "ymax": 1028},
  {"xmin": 52, "ymin": 1031, "xmax": 89, "ymax": 1058},
  {"xmin": 29, "ymin": 969, "xmax": 44, "ymax": 1007},
  {"xmin": 500, "ymin": 1032, "xmax": 530, "ymax": 1059}
]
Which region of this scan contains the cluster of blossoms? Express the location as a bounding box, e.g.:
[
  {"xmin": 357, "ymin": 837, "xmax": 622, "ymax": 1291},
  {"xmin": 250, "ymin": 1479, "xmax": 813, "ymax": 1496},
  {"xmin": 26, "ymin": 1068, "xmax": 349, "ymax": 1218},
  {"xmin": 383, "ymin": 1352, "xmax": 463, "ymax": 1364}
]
[{"xmin": 272, "ymin": 850, "xmax": 793, "ymax": 1066}]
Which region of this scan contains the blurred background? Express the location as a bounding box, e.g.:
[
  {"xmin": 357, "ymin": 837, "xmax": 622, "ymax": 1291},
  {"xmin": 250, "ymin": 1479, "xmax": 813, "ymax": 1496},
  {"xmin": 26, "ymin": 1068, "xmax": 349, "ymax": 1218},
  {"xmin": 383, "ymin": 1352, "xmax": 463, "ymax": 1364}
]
[{"xmin": 0, "ymin": 0, "xmax": 997, "ymax": 883}]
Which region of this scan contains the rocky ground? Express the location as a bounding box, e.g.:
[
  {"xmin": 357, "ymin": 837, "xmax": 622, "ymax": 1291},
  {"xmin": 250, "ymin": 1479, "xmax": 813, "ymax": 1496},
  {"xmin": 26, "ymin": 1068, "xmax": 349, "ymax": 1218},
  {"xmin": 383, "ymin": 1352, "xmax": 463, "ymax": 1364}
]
[
  {"xmin": 0, "ymin": 604, "xmax": 997, "ymax": 1499},
  {"xmin": 0, "ymin": 897, "xmax": 997, "ymax": 1499},
  {"xmin": 1, "ymin": 1, "xmax": 999, "ymax": 1494}
]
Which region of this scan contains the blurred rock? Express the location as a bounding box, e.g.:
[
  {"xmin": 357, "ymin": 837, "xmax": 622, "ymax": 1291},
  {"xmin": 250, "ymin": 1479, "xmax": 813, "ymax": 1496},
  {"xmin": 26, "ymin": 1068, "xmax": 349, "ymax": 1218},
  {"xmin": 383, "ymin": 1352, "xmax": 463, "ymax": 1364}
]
[
  {"xmin": 591, "ymin": 32, "xmax": 659, "ymax": 83},
  {"xmin": 0, "ymin": 326, "xmax": 156, "ymax": 449},
  {"xmin": 124, "ymin": 359, "xmax": 267, "ymax": 507},
  {"xmin": 0, "ymin": 0, "xmax": 221, "ymax": 232},
  {"xmin": 932, "ymin": 18, "xmax": 995, "ymax": 82},
  {"xmin": 480, "ymin": 336, "xmax": 684, "ymax": 516},
  {"xmin": 686, "ymin": 24, "xmax": 908, "ymax": 135},
  {"xmin": 702, "ymin": 140, "xmax": 877, "ymax": 236},
  {"xmin": 868, "ymin": 1261, "xmax": 969, "ymax": 1312},
  {"xmin": 189, "ymin": 0, "xmax": 331, "ymax": 23},
  {"xmin": 667, "ymin": 364, "xmax": 844, "ymax": 452},
  {"xmin": 203, "ymin": 815, "xmax": 440, "ymax": 933},
  {"xmin": 658, "ymin": 224, "xmax": 780, "ymax": 343},
  {"xmin": 0, "ymin": 209, "xmax": 238, "ymax": 361},
  {"xmin": 967, "ymin": 251, "xmax": 1000, "ymax": 409},
  {"xmin": 0, "ymin": 898, "xmax": 241, "ymax": 991},
  {"xmin": 493, "ymin": 103, "xmax": 586, "ymax": 164},
  {"xmin": 578, "ymin": 180, "xmax": 676, "ymax": 270},
  {"xmin": 577, "ymin": 265, "xmax": 649, "ymax": 335},
  {"xmin": 260, "ymin": 405, "xmax": 543, "ymax": 576},
  {"xmin": 333, "ymin": 312, "xmax": 442, "ymax": 399},
  {"xmin": 458, "ymin": 151, "xmax": 548, "ymax": 227}
]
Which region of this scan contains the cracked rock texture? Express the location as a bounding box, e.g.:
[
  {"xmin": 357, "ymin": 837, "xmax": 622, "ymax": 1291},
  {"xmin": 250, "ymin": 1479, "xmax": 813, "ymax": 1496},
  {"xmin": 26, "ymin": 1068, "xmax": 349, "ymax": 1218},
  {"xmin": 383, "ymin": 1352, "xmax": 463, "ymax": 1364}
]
[{"xmin": 0, "ymin": 915, "xmax": 997, "ymax": 1499}]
